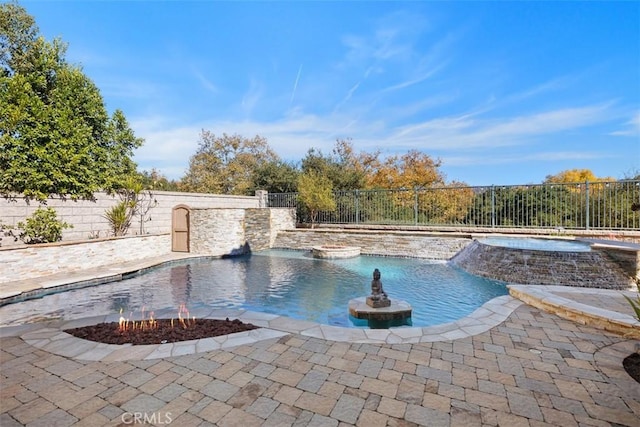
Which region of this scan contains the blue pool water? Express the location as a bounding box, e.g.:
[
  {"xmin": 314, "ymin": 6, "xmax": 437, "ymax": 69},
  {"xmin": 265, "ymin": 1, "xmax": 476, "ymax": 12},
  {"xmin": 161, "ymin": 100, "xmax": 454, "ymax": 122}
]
[
  {"xmin": 0, "ymin": 250, "xmax": 508, "ymax": 328},
  {"xmin": 478, "ymin": 236, "xmax": 591, "ymax": 252}
]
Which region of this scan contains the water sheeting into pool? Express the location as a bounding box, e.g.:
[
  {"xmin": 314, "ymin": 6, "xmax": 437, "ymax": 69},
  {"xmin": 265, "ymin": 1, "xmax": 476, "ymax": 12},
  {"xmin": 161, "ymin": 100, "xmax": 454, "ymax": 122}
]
[
  {"xmin": 0, "ymin": 249, "xmax": 508, "ymax": 328},
  {"xmin": 478, "ymin": 236, "xmax": 592, "ymax": 252}
]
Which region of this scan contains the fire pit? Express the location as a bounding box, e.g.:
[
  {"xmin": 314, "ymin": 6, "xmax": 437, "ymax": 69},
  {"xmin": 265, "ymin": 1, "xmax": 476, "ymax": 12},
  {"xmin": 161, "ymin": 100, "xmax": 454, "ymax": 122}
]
[
  {"xmin": 312, "ymin": 245, "xmax": 361, "ymax": 259},
  {"xmin": 64, "ymin": 305, "xmax": 258, "ymax": 345}
]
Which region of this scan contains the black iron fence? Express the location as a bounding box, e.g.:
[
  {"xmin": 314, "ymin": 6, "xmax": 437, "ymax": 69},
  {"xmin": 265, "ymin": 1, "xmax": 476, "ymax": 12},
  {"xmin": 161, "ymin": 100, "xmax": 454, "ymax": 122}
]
[{"xmin": 268, "ymin": 180, "xmax": 640, "ymax": 230}]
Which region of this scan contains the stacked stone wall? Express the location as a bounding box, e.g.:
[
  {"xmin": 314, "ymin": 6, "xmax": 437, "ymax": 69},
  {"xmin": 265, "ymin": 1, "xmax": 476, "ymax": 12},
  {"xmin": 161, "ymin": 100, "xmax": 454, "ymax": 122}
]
[
  {"xmin": 189, "ymin": 208, "xmax": 296, "ymax": 256},
  {"xmin": 0, "ymin": 234, "xmax": 171, "ymax": 284},
  {"xmin": 597, "ymin": 247, "xmax": 640, "ymax": 281},
  {"xmin": 0, "ymin": 191, "xmax": 260, "ymax": 247},
  {"xmin": 451, "ymin": 241, "xmax": 634, "ymax": 290},
  {"xmin": 244, "ymin": 209, "xmax": 271, "ymax": 251},
  {"xmin": 189, "ymin": 209, "xmax": 247, "ymax": 256},
  {"xmin": 272, "ymin": 229, "xmax": 472, "ymax": 260}
]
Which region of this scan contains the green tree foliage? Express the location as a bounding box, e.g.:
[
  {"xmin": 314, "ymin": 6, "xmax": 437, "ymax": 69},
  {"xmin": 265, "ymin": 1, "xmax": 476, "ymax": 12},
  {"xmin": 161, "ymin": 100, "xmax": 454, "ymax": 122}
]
[
  {"xmin": 138, "ymin": 168, "xmax": 180, "ymax": 191},
  {"xmin": 0, "ymin": 2, "xmax": 143, "ymax": 201},
  {"xmin": 297, "ymin": 171, "xmax": 336, "ymax": 227},
  {"xmin": 15, "ymin": 207, "xmax": 72, "ymax": 244},
  {"xmin": 181, "ymin": 132, "xmax": 279, "ymax": 195},
  {"xmin": 249, "ymin": 159, "xmax": 299, "ymax": 193},
  {"xmin": 301, "ymin": 139, "xmax": 368, "ymax": 191}
]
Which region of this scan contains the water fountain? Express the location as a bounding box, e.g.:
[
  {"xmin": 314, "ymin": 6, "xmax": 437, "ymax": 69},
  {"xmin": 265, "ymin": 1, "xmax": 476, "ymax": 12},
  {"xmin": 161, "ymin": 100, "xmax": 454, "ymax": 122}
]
[{"xmin": 348, "ymin": 269, "xmax": 412, "ymax": 328}]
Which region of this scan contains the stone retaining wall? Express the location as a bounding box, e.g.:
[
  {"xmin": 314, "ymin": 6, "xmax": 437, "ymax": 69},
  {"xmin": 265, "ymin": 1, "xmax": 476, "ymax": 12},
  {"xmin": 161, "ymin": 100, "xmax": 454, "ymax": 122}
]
[
  {"xmin": 0, "ymin": 234, "xmax": 171, "ymax": 284},
  {"xmin": 272, "ymin": 229, "xmax": 472, "ymax": 260},
  {"xmin": 451, "ymin": 241, "xmax": 634, "ymax": 290}
]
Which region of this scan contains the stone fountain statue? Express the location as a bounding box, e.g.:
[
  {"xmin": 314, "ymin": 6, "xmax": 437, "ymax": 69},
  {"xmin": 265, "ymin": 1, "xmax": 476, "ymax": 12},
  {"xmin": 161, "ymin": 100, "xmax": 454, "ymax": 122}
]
[{"xmin": 366, "ymin": 268, "xmax": 391, "ymax": 308}]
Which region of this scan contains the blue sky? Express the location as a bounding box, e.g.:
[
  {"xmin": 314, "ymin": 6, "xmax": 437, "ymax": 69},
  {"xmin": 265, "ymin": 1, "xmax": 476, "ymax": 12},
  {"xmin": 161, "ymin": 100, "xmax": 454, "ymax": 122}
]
[{"xmin": 24, "ymin": 1, "xmax": 640, "ymax": 186}]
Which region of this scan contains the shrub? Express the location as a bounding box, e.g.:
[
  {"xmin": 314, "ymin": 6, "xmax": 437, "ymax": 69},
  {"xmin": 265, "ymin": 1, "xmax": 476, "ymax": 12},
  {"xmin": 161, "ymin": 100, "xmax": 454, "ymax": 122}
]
[
  {"xmin": 103, "ymin": 201, "xmax": 134, "ymax": 237},
  {"xmin": 16, "ymin": 207, "xmax": 72, "ymax": 244}
]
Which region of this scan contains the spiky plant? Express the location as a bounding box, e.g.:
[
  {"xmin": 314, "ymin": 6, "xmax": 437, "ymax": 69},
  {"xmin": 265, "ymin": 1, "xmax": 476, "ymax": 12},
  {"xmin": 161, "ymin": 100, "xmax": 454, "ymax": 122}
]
[{"xmin": 624, "ymin": 289, "xmax": 640, "ymax": 321}]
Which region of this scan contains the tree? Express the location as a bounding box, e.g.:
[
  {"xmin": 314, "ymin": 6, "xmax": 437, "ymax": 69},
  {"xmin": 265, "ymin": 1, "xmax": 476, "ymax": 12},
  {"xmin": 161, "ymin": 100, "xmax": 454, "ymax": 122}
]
[
  {"xmin": 181, "ymin": 132, "xmax": 279, "ymax": 195},
  {"xmin": 138, "ymin": 168, "xmax": 180, "ymax": 191},
  {"xmin": 544, "ymin": 168, "xmax": 615, "ymax": 184},
  {"xmin": 366, "ymin": 150, "xmax": 444, "ymax": 189},
  {"xmin": 301, "ymin": 139, "xmax": 368, "ymax": 191},
  {"xmin": 297, "ymin": 171, "xmax": 336, "ymax": 227},
  {"xmin": 0, "ymin": 2, "xmax": 143, "ymax": 201},
  {"xmin": 249, "ymin": 159, "xmax": 299, "ymax": 194}
]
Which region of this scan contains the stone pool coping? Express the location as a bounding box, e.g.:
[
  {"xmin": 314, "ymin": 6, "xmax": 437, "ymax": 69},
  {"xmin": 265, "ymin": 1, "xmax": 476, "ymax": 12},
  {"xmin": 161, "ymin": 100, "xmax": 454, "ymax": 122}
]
[
  {"xmin": 0, "ymin": 295, "xmax": 523, "ymax": 361},
  {"xmin": 508, "ymin": 285, "xmax": 640, "ymax": 340}
]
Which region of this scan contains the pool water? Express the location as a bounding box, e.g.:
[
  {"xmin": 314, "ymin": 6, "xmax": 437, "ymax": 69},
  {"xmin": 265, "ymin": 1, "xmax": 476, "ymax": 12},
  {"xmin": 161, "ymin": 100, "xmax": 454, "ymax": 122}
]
[
  {"xmin": 478, "ymin": 236, "xmax": 591, "ymax": 252},
  {"xmin": 0, "ymin": 250, "xmax": 508, "ymax": 328}
]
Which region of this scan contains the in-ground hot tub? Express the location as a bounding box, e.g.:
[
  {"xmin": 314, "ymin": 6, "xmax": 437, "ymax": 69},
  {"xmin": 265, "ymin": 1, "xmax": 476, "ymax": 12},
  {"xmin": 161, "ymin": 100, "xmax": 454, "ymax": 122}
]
[
  {"xmin": 312, "ymin": 245, "xmax": 361, "ymax": 259},
  {"xmin": 451, "ymin": 236, "xmax": 632, "ymax": 289},
  {"xmin": 478, "ymin": 236, "xmax": 591, "ymax": 252}
]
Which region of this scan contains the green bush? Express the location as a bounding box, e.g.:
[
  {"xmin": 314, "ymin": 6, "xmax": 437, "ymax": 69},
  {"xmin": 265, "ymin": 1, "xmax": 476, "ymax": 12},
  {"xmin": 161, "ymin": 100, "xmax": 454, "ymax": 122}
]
[
  {"xmin": 103, "ymin": 201, "xmax": 133, "ymax": 237},
  {"xmin": 16, "ymin": 207, "xmax": 72, "ymax": 244}
]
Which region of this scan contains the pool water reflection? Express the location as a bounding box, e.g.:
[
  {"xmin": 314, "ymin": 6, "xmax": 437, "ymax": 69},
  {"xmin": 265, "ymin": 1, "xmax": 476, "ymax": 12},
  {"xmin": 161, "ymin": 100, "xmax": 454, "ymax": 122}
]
[{"xmin": 0, "ymin": 250, "xmax": 508, "ymax": 328}]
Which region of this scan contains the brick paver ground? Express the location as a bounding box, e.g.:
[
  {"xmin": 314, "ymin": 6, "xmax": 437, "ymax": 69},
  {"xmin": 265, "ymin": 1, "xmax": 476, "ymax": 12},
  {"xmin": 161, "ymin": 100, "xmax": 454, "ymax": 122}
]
[{"xmin": 1, "ymin": 303, "xmax": 639, "ymax": 426}]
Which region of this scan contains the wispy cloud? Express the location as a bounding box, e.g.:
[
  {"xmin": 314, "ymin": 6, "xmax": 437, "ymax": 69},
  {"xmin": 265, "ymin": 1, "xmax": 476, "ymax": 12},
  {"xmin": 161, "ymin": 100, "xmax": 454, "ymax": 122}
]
[
  {"xmin": 132, "ymin": 100, "xmax": 618, "ymax": 179},
  {"xmin": 290, "ymin": 64, "xmax": 303, "ymax": 106},
  {"xmin": 444, "ymin": 150, "xmax": 608, "ymax": 167},
  {"xmin": 610, "ymin": 111, "xmax": 640, "ymax": 136},
  {"xmin": 192, "ymin": 68, "xmax": 218, "ymax": 94},
  {"xmin": 97, "ymin": 78, "xmax": 160, "ymax": 101},
  {"xmin": 241, "ymin": 78, "xmax": 263, "ymax": 116},
  {"xmin": 389, "ymin": 103, "xmax": 615, "ymax": 150},
  {"xmin": 379, "ymin": 66, "xmax": 443, "ymax": 94}
]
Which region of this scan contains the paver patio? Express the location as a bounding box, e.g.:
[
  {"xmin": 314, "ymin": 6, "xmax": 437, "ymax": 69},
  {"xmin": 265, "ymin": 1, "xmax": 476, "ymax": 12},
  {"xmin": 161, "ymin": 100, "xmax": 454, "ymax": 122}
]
[
  {"xmin": 1, "ymin": 302, "xmax": 639, "ymax": 426},
  {"xmin": 1, "ymin": 253, "xmax": 638, "ymax": 426}
]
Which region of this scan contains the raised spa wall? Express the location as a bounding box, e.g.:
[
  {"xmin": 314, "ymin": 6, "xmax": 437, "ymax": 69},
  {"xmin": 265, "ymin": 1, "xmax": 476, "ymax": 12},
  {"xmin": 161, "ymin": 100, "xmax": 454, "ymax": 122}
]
[{"xmin": 450, "ymin": 240, "xmax": 634, "ymax": 290}]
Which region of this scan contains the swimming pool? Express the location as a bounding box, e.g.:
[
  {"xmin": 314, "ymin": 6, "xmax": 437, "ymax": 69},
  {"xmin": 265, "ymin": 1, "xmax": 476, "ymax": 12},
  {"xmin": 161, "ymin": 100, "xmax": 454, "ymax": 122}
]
[{"xmin": 0, "ymin": 249, "xmax": 508, "ymax": 328}]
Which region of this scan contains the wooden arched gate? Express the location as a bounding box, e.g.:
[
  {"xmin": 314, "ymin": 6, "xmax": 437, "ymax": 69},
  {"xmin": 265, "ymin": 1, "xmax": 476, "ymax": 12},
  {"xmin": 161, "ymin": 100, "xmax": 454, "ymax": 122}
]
[{"xmin": 171, "ymin": 205, "xmax": 190, "ymax": 252}]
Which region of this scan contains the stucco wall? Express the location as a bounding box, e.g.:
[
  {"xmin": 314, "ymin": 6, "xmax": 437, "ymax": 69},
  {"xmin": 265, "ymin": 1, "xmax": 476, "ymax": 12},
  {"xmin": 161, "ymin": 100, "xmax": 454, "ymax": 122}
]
[{"xmin": 0, "ymin": 191, "xmax": 261, "ymax": 247}]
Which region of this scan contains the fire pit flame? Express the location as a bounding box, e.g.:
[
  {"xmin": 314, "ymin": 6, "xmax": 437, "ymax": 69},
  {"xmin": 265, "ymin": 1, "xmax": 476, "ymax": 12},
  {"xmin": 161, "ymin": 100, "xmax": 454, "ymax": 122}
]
[{"xmin": 117, "ymin": 305, "xmax": 195, "ymax": 333}]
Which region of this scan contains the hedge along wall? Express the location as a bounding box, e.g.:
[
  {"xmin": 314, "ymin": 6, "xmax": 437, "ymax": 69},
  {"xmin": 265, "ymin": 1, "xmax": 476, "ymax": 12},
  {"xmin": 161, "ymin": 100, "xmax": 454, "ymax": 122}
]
[{"xmin": 0, "ymin": 190, "xmax": 266, "ymax": 247}]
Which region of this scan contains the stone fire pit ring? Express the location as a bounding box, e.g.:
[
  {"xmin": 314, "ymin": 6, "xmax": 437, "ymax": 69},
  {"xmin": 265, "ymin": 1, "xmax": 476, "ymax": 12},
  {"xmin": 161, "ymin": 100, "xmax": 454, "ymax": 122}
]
[{"xmin": 312, "ymin": 245, "xmax": 361, "ymax": 259}]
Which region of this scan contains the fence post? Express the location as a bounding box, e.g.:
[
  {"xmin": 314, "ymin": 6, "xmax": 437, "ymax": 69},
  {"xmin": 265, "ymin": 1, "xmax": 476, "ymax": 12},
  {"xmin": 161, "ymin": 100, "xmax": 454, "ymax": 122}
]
[
  {"xmin": 491, "ymin": 185, "xmax": 496, "ymax": 228},
  {"xmin": 585, "ymin": 181, "xmax": 590, "ymax": 230},
  {"xmin": 355, "ymin": 190, "xmax": 359, "ymax": 224},
  {"xmin": 414, "ymin": 187, "xmax": 419, "ymax": 225}
]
